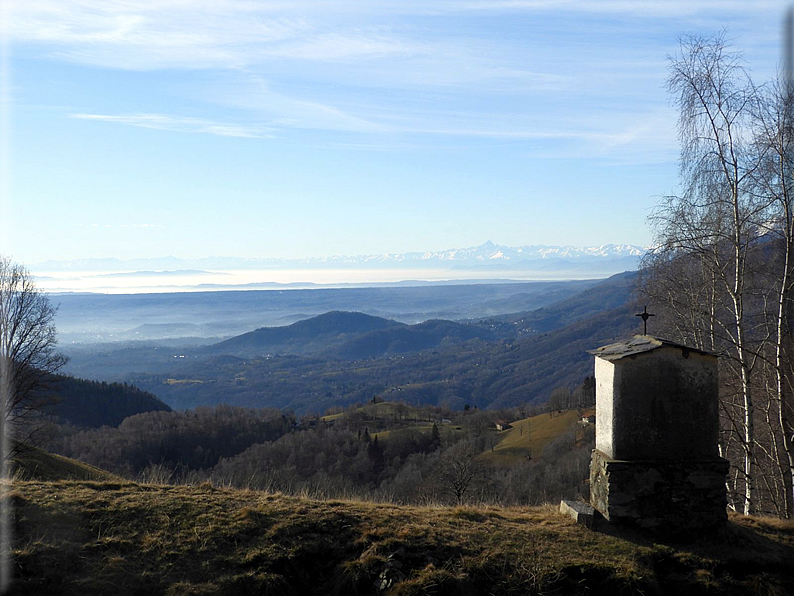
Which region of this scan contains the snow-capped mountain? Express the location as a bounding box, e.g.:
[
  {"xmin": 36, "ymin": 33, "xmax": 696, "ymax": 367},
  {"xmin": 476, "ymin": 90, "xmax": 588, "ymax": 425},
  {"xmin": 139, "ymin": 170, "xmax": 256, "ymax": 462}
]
[
  {"xmin": 33, "ymin": 242, "xmax": 646, "ymax": 272},
  {"xmin": 415, "ymin": 241, "xmax": 644, "ymax": 263}
]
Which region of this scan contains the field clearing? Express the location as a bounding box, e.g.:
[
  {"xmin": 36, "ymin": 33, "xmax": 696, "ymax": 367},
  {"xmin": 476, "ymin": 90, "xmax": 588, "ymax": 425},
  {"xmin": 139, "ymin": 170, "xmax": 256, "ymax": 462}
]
[
  {"xmin": 321, "ymin": 401, "xmax": 593, "ymax": 461},
  {"xmin": 372, "ymin": 423, "xmax": 464, "ymax": 442},
  {"xmin": 483, "ymin": 408, "xmax": 595, "ymax": 464},
  {"xmin": 164, "ymin": 378, "xmax": 204, "ymax": 385},
  {"xmin": 322, "ymin": 401, "xmax": 430, "ymax": 422}
]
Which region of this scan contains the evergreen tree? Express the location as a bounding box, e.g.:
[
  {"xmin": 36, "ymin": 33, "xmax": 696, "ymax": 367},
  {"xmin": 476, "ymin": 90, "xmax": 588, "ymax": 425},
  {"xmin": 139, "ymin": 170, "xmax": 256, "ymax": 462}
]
[{"xmin": 431, "ymin": 422, "xmax": 441, "ymax": 449}]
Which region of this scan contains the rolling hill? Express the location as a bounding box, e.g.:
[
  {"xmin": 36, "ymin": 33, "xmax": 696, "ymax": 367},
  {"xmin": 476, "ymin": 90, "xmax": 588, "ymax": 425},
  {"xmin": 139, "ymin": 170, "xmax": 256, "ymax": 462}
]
[
  {"xmin": 206, "ymin": 311, "xmax": 504, "ymax": 360},
  {"xmin": 207, "ymin": 311, "xmax": 405, "ymax": 357},
  {"xmin": 62, "ymin": 271, "xmax": 641, "ymax": 414},
  {"xmin": 55, "ymin": 279, "xmax": 599, "ymax": 345},
  {"xmin": 202, "ymin": 270, "xmax": 638, "ymax": 363}
]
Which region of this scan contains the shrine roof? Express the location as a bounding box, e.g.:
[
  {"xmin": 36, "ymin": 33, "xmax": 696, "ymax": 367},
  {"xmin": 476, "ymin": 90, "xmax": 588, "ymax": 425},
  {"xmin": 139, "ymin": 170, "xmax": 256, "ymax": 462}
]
[{"xmin": 588, "ymin": 335, "xmax": 716, "ymax": 361}]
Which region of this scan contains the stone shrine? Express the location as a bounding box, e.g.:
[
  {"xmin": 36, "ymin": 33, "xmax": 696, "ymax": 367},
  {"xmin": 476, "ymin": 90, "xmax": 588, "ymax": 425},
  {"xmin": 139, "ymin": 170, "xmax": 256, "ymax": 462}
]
[{"xmin": 587, "ymin": 335, "xmax": 729, "ymax": 531}]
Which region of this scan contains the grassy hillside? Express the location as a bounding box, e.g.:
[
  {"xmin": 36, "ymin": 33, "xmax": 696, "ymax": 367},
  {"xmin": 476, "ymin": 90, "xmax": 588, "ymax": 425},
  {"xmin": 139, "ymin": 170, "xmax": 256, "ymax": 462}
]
[
  {"xmin": 321, "ymin": 401, "xmax": 465, "ymax": 442},
  {"xmin": 370, "ymin": 423, "xmax": 466, "ymax": 443},
  {"xmin": 321, "ymin": 401, "xmax": 414, "ymax": 422},
  {"xmin": 484, "ymin": 408, "xmax": 595, "ymax": 464},
  {"xmin": 9, "ymin": 479, "xmax": 794, "ymax": 595},
  {"xmin": 11, "ymin": 443, "xmax": 119, "ymax": 482},
  {"xmin": 321, "ymin": 401, "xmax": 592, "ymax": 462}
]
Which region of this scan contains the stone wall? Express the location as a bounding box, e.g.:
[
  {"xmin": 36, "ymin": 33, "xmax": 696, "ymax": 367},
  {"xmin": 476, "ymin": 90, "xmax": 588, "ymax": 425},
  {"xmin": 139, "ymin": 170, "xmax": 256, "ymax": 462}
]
[{"xmin": 590, "ymin": 449, "xmax": 729, "ymax": 532}]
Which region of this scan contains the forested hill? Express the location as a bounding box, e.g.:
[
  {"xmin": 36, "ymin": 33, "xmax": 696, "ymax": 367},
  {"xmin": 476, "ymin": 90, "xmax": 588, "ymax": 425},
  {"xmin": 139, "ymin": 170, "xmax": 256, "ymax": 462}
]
[
  {"xmin": 207, "ymin": 310, "xmax": 405, "ymax": 357},
  {"xmin": 45, "ymin": 375, "xmax": 171, "ymax": 428},
  {"xmin": 506, "ymin": 270, "xmax": 637, "ymax": 333},
  {"xmin": 206, "ymin": 310, "xmax": 503, "ymax": 359},
  {"xmin": 128, "ymin": 300, "xmax": 637, "ymax": 413},
  {"xmin": 337, "ymin": 318, "xmax": 500, "ymax": 359}
]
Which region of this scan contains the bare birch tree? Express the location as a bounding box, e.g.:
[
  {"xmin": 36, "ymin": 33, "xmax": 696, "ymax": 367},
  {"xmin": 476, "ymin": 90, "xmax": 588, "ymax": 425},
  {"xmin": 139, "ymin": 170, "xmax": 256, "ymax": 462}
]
[
  {"xmin": 748, "ymin": 78, "xmax": 794, "ymax": 518},
  {"xmin": 647, "ymin": 33, "xmax": 764, "ymax": 514}
]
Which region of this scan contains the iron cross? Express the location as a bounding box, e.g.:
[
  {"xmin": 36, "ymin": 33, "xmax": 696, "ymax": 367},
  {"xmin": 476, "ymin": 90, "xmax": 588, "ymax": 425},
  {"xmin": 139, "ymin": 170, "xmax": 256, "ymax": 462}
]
[{"xmin": 636, "ymin": 305, "xmax": 655, "ymax": 335}]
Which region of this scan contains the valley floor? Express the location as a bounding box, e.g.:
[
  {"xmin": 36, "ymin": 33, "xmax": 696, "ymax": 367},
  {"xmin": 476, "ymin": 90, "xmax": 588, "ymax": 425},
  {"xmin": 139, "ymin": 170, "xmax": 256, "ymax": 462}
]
[{"xmin": 8, "ymin": 480, "xmax": 794, "ymax": 595}]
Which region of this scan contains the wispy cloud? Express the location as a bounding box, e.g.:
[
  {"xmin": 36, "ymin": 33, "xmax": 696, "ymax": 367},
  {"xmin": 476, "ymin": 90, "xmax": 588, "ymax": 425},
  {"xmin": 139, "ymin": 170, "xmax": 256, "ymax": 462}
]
[
  {"xmin": 7, "ymin": 1, "xmax": 781, "ymax": 71},
  {"xmin": 436, "ymin": 0, "xmax": 782, "ymax": 17},
  {"xmin": 7, "ymin": 2, "xmax": 420, "ymax": 70},
  {"xmin": 76, "ymin": 223, "xmax": 164, "ymax": 229},
  {"xmin": 3, "ymin": 1, "xmax": 568, "ymax": 83},
  {"xmin": 265, "ymin": 30, "xmax": 426, "ymax": 62},
  {"xmin": 69, "ymin": 113, "xmax": 273, "ymax": 138},
  {"xmin": 10, "ymin": 0, "xmax": 773, "ymax": 164}
]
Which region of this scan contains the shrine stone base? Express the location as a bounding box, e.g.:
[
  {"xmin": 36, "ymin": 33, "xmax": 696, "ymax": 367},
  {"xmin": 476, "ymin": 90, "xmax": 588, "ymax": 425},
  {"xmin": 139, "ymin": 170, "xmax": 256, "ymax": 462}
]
[{"xmin": 590, "ymin": 449, "xmax": 729, "ymax": 532}]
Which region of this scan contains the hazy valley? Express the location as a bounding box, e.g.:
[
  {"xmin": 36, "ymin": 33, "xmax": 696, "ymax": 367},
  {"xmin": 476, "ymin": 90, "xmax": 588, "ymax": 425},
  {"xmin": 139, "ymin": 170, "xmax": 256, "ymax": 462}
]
[{"xmin": 56, "ymin": 272, "xmax": 636, "ymax": 414}]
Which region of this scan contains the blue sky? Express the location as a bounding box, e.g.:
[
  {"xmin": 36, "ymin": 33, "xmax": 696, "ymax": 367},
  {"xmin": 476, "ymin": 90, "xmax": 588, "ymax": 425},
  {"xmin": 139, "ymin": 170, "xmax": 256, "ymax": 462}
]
[{"xmin": 0, "ymin": 1, "xmax": 789, "ymax": 263}]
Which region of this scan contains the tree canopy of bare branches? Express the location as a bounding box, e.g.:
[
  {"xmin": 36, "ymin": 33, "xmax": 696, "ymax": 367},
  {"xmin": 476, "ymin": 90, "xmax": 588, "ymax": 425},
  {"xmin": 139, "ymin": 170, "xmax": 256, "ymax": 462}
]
[
  {"xmin": 641, "ymin": 33, "xmax": 794, "ymax": 518},
  {"xmin": 0, "ymin": 257, "xmax": 65, "ymax": 466}
]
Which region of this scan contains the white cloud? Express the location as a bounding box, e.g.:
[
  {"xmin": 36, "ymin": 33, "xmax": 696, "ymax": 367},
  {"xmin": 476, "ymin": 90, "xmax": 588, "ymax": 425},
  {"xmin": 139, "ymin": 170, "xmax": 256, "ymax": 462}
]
[{"xmin": 70, "ymin": 113, "xmax": 273, "ymax": 138}]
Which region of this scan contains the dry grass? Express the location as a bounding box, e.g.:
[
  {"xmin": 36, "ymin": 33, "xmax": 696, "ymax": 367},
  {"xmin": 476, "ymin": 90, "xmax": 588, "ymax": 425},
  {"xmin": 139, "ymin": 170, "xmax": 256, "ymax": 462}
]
[
  {"xmin": 11, "ymin": 443, "xmax": 120, "ymax": 482},
  {"xmin": 482, "ymin": 408, "xmax": 595, "ymax": 464},
  {"xmin": 6, "ymin": 479, "xmax": 794, "ymax": 595},
  {"xmin": 372, "ymin": 424, "xmax": 464, "ymax": 442},
  {"xmin": 322, "ymin": 401, "xmax": 422, "ymax": 422}
]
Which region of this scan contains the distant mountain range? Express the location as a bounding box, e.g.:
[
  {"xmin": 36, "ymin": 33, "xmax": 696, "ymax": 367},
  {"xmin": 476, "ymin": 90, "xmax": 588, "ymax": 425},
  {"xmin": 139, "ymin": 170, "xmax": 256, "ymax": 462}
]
[{"xmin": 33, "ymin": 241, "xmax": 645, "ymax": 272}]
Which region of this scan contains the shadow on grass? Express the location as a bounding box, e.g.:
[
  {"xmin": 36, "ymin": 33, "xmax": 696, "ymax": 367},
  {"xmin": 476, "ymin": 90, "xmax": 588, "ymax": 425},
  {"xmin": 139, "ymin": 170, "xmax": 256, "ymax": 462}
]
[{"xmin": 587, "ymin": 511, "xmax": 794, "ymax": 595}]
